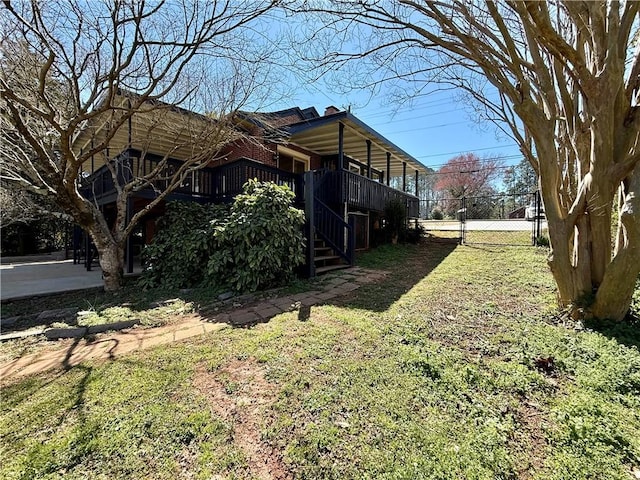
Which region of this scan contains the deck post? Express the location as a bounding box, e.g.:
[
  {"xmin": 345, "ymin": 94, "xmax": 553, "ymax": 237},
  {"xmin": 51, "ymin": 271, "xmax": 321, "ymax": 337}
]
[
  {"xmin": 386, "ymin": 152, "xmax": 391, "ymax": 186},
  {"xmin": 415, "ymin": 169, "xmax": 419, "ymax": 197},
  {"xmin": 85, "ymin": 230, "xmax": 92, "ymax": 271},
  {"xmin": 304, "ymin": 171, "xmax": 316, "ymax": 277},
  {"xmin": 347, "ymin": 215, "xmax": 356, "ymax": 266},
  {"xmin": 402, "ymin": 162, "xmax": 407, "ymax": 192},
  {"xmin": 125, "ymin": 197, "xmax": 134, "ymax": 274},
  {"xmin": 366, "ymin": 139, "xmax": 372, "ymax": 178},
  {"xmin": 338, "ymin": 122, "xmax": 344, "ymax": 171}
]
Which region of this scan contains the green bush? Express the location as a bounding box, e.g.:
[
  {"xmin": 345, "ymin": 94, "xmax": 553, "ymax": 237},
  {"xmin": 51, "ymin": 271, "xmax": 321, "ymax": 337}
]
[
  {"xmin": 383, "ymin": 198, "xmax": 408, "ymax": 243},
  {"xmin": 631, "ymin": 277, "xmax": 640, "ymax": 319},
  {"xmin": 207, "ymin": 180, "xmax": 306, "ymax": 292},
  {"xmin": 382, "ymin": 199, "xmax": 423, "ymax": 244},
  {"xmin": 536, "ymin": 234, "xmax": 550, "ymax": 247},
  {"xmin": 139, "ymin": 180, "xmax": 305, "ymax": 293},
  {"xmin": 431, "ymin": 207, "xmax": 444, "ymax": 220},
  {"xmin": 139, "ymin": 202, "xmax": 228, "ymax": 290},
  {"xmin": 400, "ymin": 223, "xmax": 425, "ymax": 244}
]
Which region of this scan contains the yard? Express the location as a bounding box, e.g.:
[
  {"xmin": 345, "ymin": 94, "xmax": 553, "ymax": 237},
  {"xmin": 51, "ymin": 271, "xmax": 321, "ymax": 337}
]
[{"xmin": 1, "ymin": 241, "xmax": 639, "ymax": 479}]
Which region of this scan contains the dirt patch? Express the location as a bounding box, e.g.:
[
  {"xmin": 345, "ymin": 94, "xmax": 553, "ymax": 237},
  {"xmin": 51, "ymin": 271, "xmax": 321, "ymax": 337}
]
[
  {"xmin": 512, "ymin": 399, "xmax": 548, "ymax": 479},
  {"xmin": 193, "ymin": 358, "xmax": 291, "ymax": 480}
]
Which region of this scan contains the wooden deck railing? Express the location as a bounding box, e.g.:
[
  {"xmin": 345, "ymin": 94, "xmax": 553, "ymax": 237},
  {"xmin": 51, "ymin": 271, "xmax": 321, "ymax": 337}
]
[
  {"xmin": 81, "ymin": 154, "xmax": 303, "ymax": 204},
  {"xmin": 314, "ymin": 169, "xmax": 420, "ymax": 217},
  {"xmin": 210, "ymin": 158, "xmax": 303, "ymax": 203}
]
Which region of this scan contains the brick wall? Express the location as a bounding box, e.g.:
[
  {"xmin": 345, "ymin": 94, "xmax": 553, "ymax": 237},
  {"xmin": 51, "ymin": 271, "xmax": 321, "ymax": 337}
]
[
  {"xmin": 213, "ymin": 138, "xmax": 277, "ymax": 168},
  {"xmin": 268, "ymin": 113, "xmax": 304, "ymax": 128}
]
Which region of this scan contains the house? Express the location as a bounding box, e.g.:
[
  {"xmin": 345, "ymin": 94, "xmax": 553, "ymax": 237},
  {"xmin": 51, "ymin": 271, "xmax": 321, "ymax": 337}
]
[{"xmin": 71, "ymin": 94, "xmax": 428, "ymax": 276}]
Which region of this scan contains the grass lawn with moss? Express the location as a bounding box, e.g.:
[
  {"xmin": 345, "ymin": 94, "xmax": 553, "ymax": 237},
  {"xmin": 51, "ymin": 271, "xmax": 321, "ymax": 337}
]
[{"xmin": 1, "ymin": 241, "xmax": 639, "ymax": 479}]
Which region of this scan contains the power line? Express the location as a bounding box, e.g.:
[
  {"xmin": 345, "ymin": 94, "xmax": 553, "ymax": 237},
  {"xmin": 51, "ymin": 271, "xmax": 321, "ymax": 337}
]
[
  {"xmin": 422, "ymin": 154, "xmax": 523, "ymax": 171},
  {"xmin": 417, "ymin": 144, "xmax": 520, "ymax": 160},
  {"xmin": 384, "ymin": 120, "xmax": 470, "ymax": 135},
  {"xmin": 422, "ymin": 164, "xmax": 518, "ymax": 176},
  {"xmin": 359, "ymin": 99, "xmax": 458, "ymax": 120}
]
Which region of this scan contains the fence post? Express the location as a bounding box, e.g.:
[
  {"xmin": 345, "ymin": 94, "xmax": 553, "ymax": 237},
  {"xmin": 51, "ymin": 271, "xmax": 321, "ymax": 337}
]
[{"xmin": 459, "ymin": 196, "xmax": 466, "ymax": 245}]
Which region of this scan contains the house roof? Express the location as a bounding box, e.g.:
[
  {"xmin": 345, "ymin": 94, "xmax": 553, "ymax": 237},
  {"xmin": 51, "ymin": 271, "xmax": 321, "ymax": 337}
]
[
  {"xmin": 284, "ymin": 110, "xmax": 428, "ymax": 177},
  {"xmin": 72, "ymin": 91, "xmax": 425, "ymax": 178}
]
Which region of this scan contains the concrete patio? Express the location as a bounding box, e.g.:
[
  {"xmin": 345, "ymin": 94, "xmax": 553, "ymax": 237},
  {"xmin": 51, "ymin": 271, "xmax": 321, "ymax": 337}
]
[{"xmin": 0, "ymin": 259, "xmax": 140, "ymax": 302}]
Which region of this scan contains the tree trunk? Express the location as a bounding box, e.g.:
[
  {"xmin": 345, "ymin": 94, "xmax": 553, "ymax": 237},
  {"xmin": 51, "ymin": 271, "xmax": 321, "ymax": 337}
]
[
  {"xmin": 542, "ymin": 162, "xmax": 639, "ymax": 322},
  {"xmin": 94, "ymin": 236, "xmax": 125, "ymax": 292},
  {"xmin": 590, "ymin": 168, "xmax": 640, "ymax": 321}
]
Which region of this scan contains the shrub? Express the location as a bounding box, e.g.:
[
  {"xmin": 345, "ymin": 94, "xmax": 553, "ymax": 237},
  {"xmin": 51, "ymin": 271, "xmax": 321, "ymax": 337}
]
[
  {"xmin": 207, "ymin": 180, "xmax": 306, "ymax": 292},
  {"xmin": 536, "ymin": 234, "xmax": 550, "ymax": 248},
  {"xmin": 431, "ymin": 207, "xmax": 444, "ymax": 220},
  {"xmin": 140, "ymin": 181, "xmax": 306, "ymax": 293},
  {"xmin": 631, "ymin": 277, "xmax": 640, "ymax": 319},
  {"xmin": 383, "ymin": 198, "xmax": 408, "ymax": 244},
  {"xmin": 382, "ymin": 199, "xmax": 423, "ymax": 244},
  {"xmin": 400, "ymin": 222, "xmax": 426, "ymax": 244},
  {"xmin": 139, "ymin": 202, "xmax": 228, "ymax": 289}
]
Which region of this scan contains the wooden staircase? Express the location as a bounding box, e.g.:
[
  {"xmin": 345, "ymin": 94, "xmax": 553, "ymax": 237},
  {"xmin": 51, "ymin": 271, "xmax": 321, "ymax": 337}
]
[
  {"xmin": 304, "ymin": 170, "xmax": 355, "ymax": 277},
  {"xmin": 313, "ymin": 237, "xmax": 350, "ymax": 275}
]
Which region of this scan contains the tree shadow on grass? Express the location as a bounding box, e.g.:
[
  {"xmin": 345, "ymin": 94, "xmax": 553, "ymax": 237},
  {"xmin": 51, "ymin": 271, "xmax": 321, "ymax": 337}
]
[
  {"xmin": 341, "ymin": 241, "xmax": 458, "ymax": 313},
  {"xmin": 584, "ymin": 314, "xmax": 640, "ymax": 350}
]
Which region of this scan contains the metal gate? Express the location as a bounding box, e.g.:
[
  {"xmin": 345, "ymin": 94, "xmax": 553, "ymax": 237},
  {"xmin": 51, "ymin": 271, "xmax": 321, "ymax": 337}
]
[
  {"xmin": 420, "ymin": 197, "xmax": 465, "ymax": 243},
  {"xmin": 420, "ymin": 192, "xmax": 545, "ymax": 246}
]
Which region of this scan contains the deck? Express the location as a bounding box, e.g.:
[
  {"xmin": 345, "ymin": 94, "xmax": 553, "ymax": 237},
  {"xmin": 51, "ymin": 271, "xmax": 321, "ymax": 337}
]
[{"xmin": 81, "ymin": 153, "xmax": 418, "ymax": 216}]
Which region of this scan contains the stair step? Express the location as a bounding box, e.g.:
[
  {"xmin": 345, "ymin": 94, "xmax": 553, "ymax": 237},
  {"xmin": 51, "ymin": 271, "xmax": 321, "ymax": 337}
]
[
  {"xmin": 314, "ymin": 255, "xmax": 341, "ymax": 262},
  {"xmin": 315, "ymin": 264, "xmax": 351, "ymax": 275},
  {"xmin": 314, "ymin": 246, "xmax": 332, "ymax": 254}
]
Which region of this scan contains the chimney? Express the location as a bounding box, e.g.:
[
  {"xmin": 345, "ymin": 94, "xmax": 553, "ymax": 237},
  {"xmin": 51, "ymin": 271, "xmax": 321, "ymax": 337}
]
[{"xmin": 324, "ymin": 105, "xmax": 340, "ymax": 116}]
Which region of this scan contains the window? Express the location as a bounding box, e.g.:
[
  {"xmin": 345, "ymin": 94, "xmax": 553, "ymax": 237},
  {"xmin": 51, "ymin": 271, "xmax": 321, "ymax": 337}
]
[{"xmin": 277, "ymin": 146, "xmax": 310, "ymax": 173}]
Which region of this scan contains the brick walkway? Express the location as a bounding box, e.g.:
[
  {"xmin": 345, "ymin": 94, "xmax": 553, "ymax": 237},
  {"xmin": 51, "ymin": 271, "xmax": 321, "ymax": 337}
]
[{"xmin": 0, "ymin": 268, "xmax": 388, "ymax": 381}]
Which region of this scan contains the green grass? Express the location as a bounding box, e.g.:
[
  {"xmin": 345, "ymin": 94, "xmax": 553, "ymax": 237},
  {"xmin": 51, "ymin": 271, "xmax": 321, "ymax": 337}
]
[
  {"xmin": 1, "ymin": 278, "xmax": 215, "ymax": 320},
  {"xmin": 1, "ymin": 242, "xmax": 639, "ymax": 479}
]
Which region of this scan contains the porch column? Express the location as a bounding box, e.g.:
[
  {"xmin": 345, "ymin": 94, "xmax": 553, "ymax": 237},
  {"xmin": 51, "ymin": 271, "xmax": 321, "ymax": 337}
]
[
  {"xmin": 366, "ymin": 140, "xmax": 372, "ymax": 178},
  {"xmin": 402, "ymin": 162, "xmax": 407, "ymax": 192},
  {"xmin": 338, "ymin": 122, "xmax": 344, "ymax": 170},
  {"xmin": 386, "ymin": 152, "xmax": 391, "ymax": 186},
  {"xmin": 415, "ymin": 170, "xmax": 419, "ymax": 196}
]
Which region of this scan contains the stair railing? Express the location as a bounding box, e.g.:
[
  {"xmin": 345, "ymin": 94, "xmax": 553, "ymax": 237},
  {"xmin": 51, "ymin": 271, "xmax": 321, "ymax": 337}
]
[
  {"xmin": 314, "ymin": 197, "xmax": 354, "ymax": 265},
  {"xmin": 304, "ymin": 170, "xmax": 354, "ymax": 277}
]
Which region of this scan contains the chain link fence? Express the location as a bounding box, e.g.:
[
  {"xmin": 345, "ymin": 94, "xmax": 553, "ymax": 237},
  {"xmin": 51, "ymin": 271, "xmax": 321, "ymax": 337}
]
[{"xmin": 419, "ymin": 192, "xmax": 546, "ymax": 246}]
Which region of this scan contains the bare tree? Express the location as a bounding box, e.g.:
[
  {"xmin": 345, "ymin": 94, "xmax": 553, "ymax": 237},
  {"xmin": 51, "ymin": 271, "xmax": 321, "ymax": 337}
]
[
  {"xmin": 1, "ymin": 0, "xmax": 283, "ymax": 290},
  {"xmin": 296, "ymin": 1, "xmax": 640, "ymax": 321}
]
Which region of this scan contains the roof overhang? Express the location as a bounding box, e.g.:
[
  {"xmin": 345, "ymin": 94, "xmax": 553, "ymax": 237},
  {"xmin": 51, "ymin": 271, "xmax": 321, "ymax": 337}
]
[
  {"xmin": 286, "ymin": 111, "xmax": 427, "ymax": 177},
  {"xmin": 71, "ymin": 93, "xmax": 230, "ymax": 164}
]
